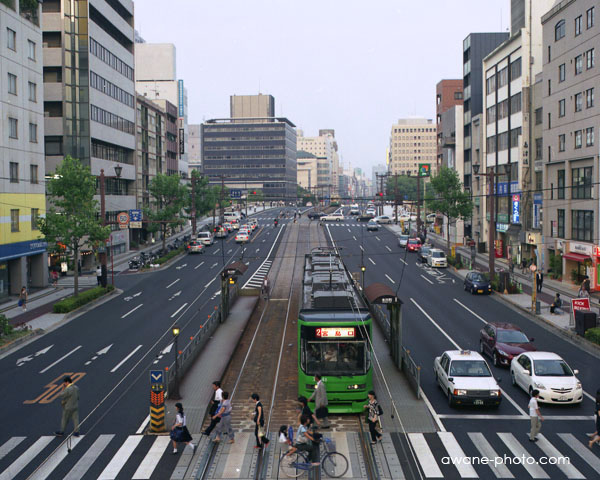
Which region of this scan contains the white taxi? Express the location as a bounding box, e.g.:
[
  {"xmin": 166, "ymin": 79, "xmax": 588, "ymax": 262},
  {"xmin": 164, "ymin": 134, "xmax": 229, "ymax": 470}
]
[
  {"xmin": 434, "ymin": 350, "xmax": 502, "ymax": 407},
  {"xmin": 235, "ymin": 231, "xmax": 249, "ymax": 243}
]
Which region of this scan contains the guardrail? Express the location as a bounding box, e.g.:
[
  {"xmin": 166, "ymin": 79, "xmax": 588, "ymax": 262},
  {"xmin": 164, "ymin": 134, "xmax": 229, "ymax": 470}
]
[{"xmin": 401, "ymin": 347, "xmax": 421, "ymax": 399}]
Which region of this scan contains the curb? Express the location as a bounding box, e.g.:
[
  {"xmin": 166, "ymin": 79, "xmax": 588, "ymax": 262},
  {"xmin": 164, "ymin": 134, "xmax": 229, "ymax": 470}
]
[
  {"xmin": 62, "ymin": 287, "xmax": 123, "ymax": 321},
  {"xmin": 0, "ymin": 328, "xmax": 44, "ymax": 355}
]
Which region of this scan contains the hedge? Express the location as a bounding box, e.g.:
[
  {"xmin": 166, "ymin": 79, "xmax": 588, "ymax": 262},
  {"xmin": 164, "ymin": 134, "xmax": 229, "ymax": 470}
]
[
  {"xmin": 154, "ymin": 246, "xmax": 185, "ymax": 265},
  {"xmin": 584, "ymin": 327, "xmax": 600, "ymax": 346},
  {"xmin": 53, "ymin": 285, "xmax": 114, "ymax": 313}
]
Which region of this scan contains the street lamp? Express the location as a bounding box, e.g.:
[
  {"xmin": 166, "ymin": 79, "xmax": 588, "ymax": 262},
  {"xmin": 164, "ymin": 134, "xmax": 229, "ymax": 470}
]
[
  {"xmin": 171, "ymin": 325, "xmax": 181, "ymax": 400},
  {"xmin": 99, "ymin": 165, "xmax": 123, "ymax": 287},
  {"xmin": 360, "ymin": 265, "xmax": 366, "ymax": 288}
]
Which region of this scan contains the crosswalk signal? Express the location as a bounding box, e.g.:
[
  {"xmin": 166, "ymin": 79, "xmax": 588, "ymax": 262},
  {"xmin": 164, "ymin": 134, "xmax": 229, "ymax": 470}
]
[{"xmin": 229, "ymin": 277, "xmax": 236, "ymax": 285}]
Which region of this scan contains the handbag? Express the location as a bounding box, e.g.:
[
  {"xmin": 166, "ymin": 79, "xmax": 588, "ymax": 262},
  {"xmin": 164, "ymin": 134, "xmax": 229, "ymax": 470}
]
[
  {"xmin": 18, "ymin": 299, "xmax": 23, "ymax": 307},
  {"xmin": 257, "ymin": 425, "xmax": 266, "ymax": 438},
  {"xmin": 170, "ymin": 427, "xmax": 183, "ymax": 441}
]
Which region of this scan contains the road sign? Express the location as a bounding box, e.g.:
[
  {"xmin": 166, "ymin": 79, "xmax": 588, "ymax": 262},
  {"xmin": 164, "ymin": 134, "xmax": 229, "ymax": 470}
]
[
  {"xmin": 150, "ymin": 370, "xmax": 163, "ymax": 385},
  {"xmin": 230, "ymin": 189, "xmax": 242, "ymax": 199},
  {"xmin": 418, "ymin": 163, "xmax": 431, "ymax": 177},
  {"xmin": 117, "ymin": 211, "xmax": 129, "ymax": 229},
  {"xmin": 129, "ymin": 209, "xmax": 142, "ymax": 229}
]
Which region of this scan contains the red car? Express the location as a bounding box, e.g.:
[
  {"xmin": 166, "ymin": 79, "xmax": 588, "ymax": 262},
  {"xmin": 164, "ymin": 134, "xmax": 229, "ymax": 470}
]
[
  {"xmin": 406, "ymin": 238, "xmax": 422, "ymax": 252},
  {"xmin": 479, "ymin": 322, "xmax": 536, "ymax": 367}
]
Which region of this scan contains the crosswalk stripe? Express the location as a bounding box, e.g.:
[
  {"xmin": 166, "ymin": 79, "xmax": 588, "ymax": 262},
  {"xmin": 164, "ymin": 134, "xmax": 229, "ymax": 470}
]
[
  {"xmin": 0, "ymin": 437, "xmax": 25, "ymax": 461},
  {"xmin": 132, "ymin": 435, "xmax": 171, "ymax": 479},
  {"xmin": 408, "ymin": 433, "xmax": 443, "ymax": 478},
  {"xmin": 0, "ymin": 436, "xmax": 54, "ymax": 480},
  {"xmin": 98, "ymin": 435, "xmax": 143, "ymax": 479},
  {"xmin": 438, "ymin": 432, "xmax": 478, "ymax": 478},
  {"xmin": 558, "ymin": 433, "xmax": 600, "ymax": 475},
  {"xmin": 497, "ymin": 433, "xmax": 549, "ymax": 479},
  {"xmin": 64, "ymin": 434, "xmax": 114, "ymax": 480},
  {"xmin": 467, "ymin": 432, "xmax": 514, "ymax": 478},
  {"xmin": 222, "ymin": 432, "xmax": 250, "ymax": 478},
  {"xmin": 29, "ymin": 435, "xmax": 85, "ymax": 480},
  {"xmin": 535, "ymin": 434, "xmax": 584, "ymax": 479}
]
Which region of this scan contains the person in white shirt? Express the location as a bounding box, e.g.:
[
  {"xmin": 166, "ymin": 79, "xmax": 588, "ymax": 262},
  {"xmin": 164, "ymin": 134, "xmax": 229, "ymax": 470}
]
[
  {"xmin": 529, "ymin": 389, "xmax": 544, "ymax": 442},
  {"xmin": 203, "ymin": 381, "xmax": 223, "ymax": 436},
  {"xmin": 96, "ymin": 266, "xmax": 102, "ymax": 286}
]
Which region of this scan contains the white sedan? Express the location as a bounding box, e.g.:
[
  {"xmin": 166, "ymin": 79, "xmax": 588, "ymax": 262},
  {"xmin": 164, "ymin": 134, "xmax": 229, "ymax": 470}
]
[
  {"xmin": 235, "ymin": 231, "xmax": 249, "ymax": 243},
  {"xmin": 321, "ymin": 213, "xmax": 344, "ymax": 222},
  {"xmin": 375, "ymin": 215, "xmax": 392, "ymax": 224},
  {"xmin": 510, "ymin": 352, "xmax": 583, "ymax": 404}
]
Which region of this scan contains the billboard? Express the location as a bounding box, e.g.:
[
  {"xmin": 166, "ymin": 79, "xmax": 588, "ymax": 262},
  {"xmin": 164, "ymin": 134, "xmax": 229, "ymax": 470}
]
[{"xmin": 418, "ymin": 163, "xmax": 431, "ymax": 177}]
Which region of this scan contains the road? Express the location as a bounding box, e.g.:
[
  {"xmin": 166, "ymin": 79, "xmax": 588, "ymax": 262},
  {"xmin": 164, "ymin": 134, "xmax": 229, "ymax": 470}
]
[
  {"xmin": 0, "ymin": 208, "xmax": 294, "ymax": 480},
  {"xmin": 325, "ymin": 208, "xmax": 600, "ymax": 480}
]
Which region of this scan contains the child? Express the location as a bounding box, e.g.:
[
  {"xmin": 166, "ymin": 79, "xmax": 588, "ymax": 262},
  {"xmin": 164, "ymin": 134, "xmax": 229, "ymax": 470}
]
[{"xmin": 284, "ymin": 415, "xmax": 319, "ymax": 465}]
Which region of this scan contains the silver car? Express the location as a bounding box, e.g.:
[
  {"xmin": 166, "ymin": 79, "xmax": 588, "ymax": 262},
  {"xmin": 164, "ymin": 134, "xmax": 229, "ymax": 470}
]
[{"xmin": 398, "ymin": 234, "xmax": 409, "ymax": 248}]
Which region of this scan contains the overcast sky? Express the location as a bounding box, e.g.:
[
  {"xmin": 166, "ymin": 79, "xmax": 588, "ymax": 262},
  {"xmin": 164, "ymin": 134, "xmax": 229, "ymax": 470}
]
[{"xmin": 135, "ymin": 0, "xmax": 511, "ymax": 175}]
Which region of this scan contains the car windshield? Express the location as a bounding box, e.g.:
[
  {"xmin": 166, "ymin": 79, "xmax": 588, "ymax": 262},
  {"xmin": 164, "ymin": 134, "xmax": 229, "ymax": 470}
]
[
  {"xmin": 421, "ymin": 247, "xmax": 430, "ymax": 254},
  {"xmin": 408, "ymin": 239, "xmax": 420, "ymax": 244},
  {"xmin": 497, "ymin": 330, "xmax": 529, "ymax": 344},
  {"xmin": 533, "ymin": 359, "xmax": 574, "ymax": 376},
  {"xmin": 432, "ymin": 251, "xmax": 445, "ymax": 258},
  {"xmin": 449, "ymin": 360, "xmax": 492, "ymax": 377},
  {"xmin": 368, "ymin": 221, "xmax": 377, "ymax": 225},
  {"xmin": 471, "ymin": 273, "xmax": 487, "ymax": 282},
  {"xmin": 400, "ymin": 235, "xmax": 408, "ymax": 241}
]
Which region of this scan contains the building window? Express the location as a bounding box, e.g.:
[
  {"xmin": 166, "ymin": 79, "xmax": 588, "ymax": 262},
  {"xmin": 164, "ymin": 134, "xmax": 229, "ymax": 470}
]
[
  {"xmin": 10, "ymin": 210, "xmax": 19, "ymax": 232},
  {"xmin": 30, "ymin": 164, "xmax": 38, "ymax": 184},
  {"xmin": 555, "ymin": 20, "xmax": 566, "ymax": 40},
  {"xmin": 588, "ymin": 7, "xmax": 595, "ymax": 29},
  {"xmin": 510, "ymin": 58, "xmax": 522, "ymax": 79},
  {"xmin": 486, "ymin": 75, "xmax": 496, "ymax": 94},
  {"xmin": 510, "ymin": 127, "xmax": 521, "ymax": 148},
  {"xmin": 557, "ymin": 209, "xmax": 565, "ymax": 238},
  {"xmin": 28, "ymin": 82, "xmax": 36, "ymax": 102},
  {"xmin": 8, "ymin": 73, "xmax": 17, "ymax": 95},
  {"xmin": 586, "ymin": 88, "xmax": 595, "ymax": 108},
  {"xmin": 497, "ymin": 99, "xmax": 509, "ymax": 119},
  {"xmin": 559, "ymin": 63, "xmax": 565, "ymax": 82},
  {"xmin": 497, "ymin": 67, "xmax": 508, "ymax": 88},
  {"xmin": 587, "ymin": 48, "xmax": 595, "ymax": 69},
  {"xmin": 572, "ymin": 167, "xmax": 592, "ymax": 199},
  {"xmin": 548, "ymin": 79, "xmax": 552, "ymax": 95},
  {"xmin": 572, "ymin": 210, "xmax": 593, "ymax": 241},
  {"xmin": 7, "ymin": 28, "xmax": 16, "ymax": 51},
  {"xmin": 548, "ymin": 112, "xmax": 552, "ymax": 129},
  {"xmin": 31, "ymin": 208, "xmax": 39, "ymax": 230},
  {"xmin": 586, "ymin": 127, "xmax": 595, "ymax": 146},
  {"xmin": 575, "ymin": 55, "xmax": 583, "ymax": 74},
  {"xmin": 559, "ymin": 134, "xmax": 566, "ymax": 152},
  {"xmin": 575, "ymin": 15, "xmax": 582, "ymax": 35},
  {"xmin": 557, "ymin": 170, "xmax": 565, "ymax": 199},
  {"xmin": 510, "ymin": 92, "xmax": 522, "ymax": 113},
  {"xmin": 454, "ymin": 91, "xmax": 463, "ymax": 100},
  {"xmin": 548, "ymin": 45, "xmax": 552, "ymax": 62},
  {"xmin": 487, "ymin": 105, "xmax": 496, "ymax": 123},
  {"xmin": 575, "ymin": 130, "xmax": 582, "ymax": 148},
  {"xmin": 29, "ymin": 123, "xmax": 37, "ymax": 143},
  {"xmin": 498, "ymin": 131, "xmax": 509, "ymax": 151},
  {"xmin": 535, "ymin": 108, "xmax": 543, "ymax": 125},
  {"xmin": 559, "ymin": 99, "xmax": 566, "ymax": 117},
  {"xmin": 9, "ymin": 118, "xmax": 18, "ymax": 139},
  {"xmin": 575, "ymin": 92, "xmax": 583, "ymax": 112},
  {"xmin": 28, "ymin": 40, "xmax": 35, "ymax": 60},
  {"xmin": 535, "ymin": 137, "xmax": 543, "ymax": 160},
  {"xmin": 486, "ymin": 135, "xmax": 496, "ymax": 153},
  {"xmin": 9, "ymin": 162, "xmax": 18, "ymax": 183}
]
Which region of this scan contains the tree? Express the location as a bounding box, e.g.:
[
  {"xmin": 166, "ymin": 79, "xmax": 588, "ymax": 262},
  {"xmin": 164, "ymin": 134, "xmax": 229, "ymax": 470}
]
[
  {"xmin": 425, "ymin": 167, "xmax": 473, "ymax": 253},
  {"xmin": 247, "ymin": 189, "xmax": 264, "ymax": 203},
  {"xmin": 39, "ymin": 156, "xmax": 110, "ymax": 296},
  {"xmin": 386, "ymin": 176, "xmax": 418, "ymax": 202},
  {"xmin": 144, "ymin": 173, "xmax": 187, "ymax": 252},
  {"xmin": 297, "ymin": 185, "xmax": 316, "ymax": 206},
  {"xmin": 186, "ymin": 171, "xmax": 216, "ymax": 228}
]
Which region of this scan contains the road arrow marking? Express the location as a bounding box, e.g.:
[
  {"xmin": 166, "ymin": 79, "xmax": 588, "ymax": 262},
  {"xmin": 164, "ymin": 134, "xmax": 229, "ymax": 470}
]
[
  {"xmin": 17, "ymin": 345, "xmax": 53, "ymax": 367},
  {"xmin": 132, "ymin": 292, "xmax": 142, "ymax": 298},
  {"xmin": 210, "ymin": 262, "xmax": 218, "ymax": 269},
  {"xmin": 123, "ymin": 296, "xmax": 133, "ymax": 302},
  {"xmin": 85, "ymin": 344, "xmax": 113, "ymax": 365},
  {"xmin": 169, "ymin": 290, "xmax": 181, "ymax": 301},
  {"xmin": 175, "ymin": 264, "xmax": 187, "ymax": 270},
  {"xmin": 161, "ymin": 343, "xmax": 173, "ymax": 355}
]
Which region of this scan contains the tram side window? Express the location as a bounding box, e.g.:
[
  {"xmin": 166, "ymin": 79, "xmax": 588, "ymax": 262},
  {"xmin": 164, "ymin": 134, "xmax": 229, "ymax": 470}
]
[{"xmin": 303, "ymin": 341, "xmax": 366, "ymax": 375}]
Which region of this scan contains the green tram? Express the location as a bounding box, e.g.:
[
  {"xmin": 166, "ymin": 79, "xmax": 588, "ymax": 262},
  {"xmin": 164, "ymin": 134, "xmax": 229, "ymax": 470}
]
[{"xmin": 298, "ymin": 247, "xmax": 373, "ymax": 413}]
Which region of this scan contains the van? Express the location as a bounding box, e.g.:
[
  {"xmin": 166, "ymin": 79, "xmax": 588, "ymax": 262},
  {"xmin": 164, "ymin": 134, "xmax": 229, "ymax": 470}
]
[
  {"xmin": 197, "ymin": 231, "xmax": 214, "ymax": 246},
  {"xmin": 224, "ymin": 211, "xmax": 240, "ymax": 221}
]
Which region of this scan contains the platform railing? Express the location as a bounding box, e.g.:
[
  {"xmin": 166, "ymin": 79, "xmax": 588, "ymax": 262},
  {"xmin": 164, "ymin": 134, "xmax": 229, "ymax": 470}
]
[{"xmin": 401, "ymin": 347, "xmax": 421, "ymax": 399}]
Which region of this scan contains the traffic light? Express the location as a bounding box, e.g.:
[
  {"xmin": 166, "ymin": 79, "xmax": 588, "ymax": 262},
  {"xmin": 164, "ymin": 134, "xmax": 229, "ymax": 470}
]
[
  {"xmin": 252, "ymin": 191, "xmax": 257, "ymax": 195},
  {"xmin": 229, "ymin": 277, "xmax": 236, "ymax": 285},
  {"xmin": 378, "ymin": 192, "xmax": 384, "ymax": 197}
]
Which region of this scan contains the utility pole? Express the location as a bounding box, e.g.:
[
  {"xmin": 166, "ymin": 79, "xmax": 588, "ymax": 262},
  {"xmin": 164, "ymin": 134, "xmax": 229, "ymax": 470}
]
[
  {"xmin": 416, "ymin": 174, "xmax": 422, "ymax": 235},
  {"xmin": 219, "ymin": 175, "xmax": 225, "ymax": 226},
  {"xmin": 191, "ymin": 174, "xmax": 197, "ymax": 237},
  {"xmin": 393, "ymin": 174, "xmax": 399, "ymax": 224}
]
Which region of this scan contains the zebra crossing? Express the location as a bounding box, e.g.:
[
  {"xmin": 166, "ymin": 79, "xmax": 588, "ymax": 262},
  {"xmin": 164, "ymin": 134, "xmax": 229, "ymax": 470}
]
[{"xmin": 242, "ymin": 259, "xmax": 273, "ymax": 289}]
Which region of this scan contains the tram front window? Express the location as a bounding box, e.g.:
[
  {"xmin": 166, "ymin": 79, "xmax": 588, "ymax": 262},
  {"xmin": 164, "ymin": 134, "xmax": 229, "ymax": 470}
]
[{"xmin": 303, "ymin": 341, "xmax": 366, "ymax": 375}]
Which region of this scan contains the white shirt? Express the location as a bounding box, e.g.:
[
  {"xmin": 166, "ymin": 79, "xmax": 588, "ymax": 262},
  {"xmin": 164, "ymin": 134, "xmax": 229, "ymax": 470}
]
[
  {"xmin": 96, "ymin": 268, "xmax": 102, "ymax": 276},
  {"xmin": 176, "ymin": 412, "xmax": 186, "ymax": 426},
  {"xmin": 528, "ymin": 397, "xmax": 539, "ymax": 417},
  {"xmin": 215, "ymin": 387, "xmax": 223, "ymax": 402}
]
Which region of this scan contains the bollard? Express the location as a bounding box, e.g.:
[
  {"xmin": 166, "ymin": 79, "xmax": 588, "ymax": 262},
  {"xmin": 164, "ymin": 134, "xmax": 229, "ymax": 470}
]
[{"xmin": 149, "ymin": 370, "xmax": 166, "ymax": 433}]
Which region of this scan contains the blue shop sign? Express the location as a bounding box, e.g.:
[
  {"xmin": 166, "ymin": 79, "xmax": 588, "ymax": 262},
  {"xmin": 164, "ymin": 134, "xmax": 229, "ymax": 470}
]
[
  {"xmin": 494, "ymin": 181, "xmax": 519, "ymax": 196},
  {"xmin": 0, "ymin": 239, "xmax": 48, "ymax": 262},
  {"xmin": 512, "ymin": 194, "xmax": 520, "ymax": 224},
  {"xmin": 533, "ymin": 193, "xmax": 543, "ymax": 205}
]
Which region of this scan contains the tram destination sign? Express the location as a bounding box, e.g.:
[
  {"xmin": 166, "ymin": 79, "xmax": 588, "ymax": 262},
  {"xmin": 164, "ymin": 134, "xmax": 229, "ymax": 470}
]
[{"xmin": 316, "ymin": 327, "xmax": 356, "ymax": 338}]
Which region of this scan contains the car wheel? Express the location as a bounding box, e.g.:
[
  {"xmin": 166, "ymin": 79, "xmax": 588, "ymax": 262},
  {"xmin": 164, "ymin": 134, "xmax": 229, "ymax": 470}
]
[
  {"xmin": 463, "ymin": 283, "xmax": 468, "ymax": 291},
  {"xmin": 448, "ymin": 391, "xmax": 456, "ymax": 407},
  {"xmin": 471, "ymin": 286, "xmax": 476, "ymax": 295},
  {"xmin": 511, "ymin": 371, "xmax": 516, "ymax": 386},
  {"xmin": 479, "ymin": 341, "xmax": 484, "ymax": 355},
  {"xmin": 493, "ymin": 352, "xmax": 499, "ymax": 367},
  {"xmin": 434, "ymin": 371, "xmax": 439, "ymax": 388}
]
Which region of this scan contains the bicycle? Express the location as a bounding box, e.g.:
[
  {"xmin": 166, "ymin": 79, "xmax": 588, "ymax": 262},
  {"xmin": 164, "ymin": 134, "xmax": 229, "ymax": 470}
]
[{"xmin": 279, "ymin": 437, "xmax": 349, "ymax": 478}]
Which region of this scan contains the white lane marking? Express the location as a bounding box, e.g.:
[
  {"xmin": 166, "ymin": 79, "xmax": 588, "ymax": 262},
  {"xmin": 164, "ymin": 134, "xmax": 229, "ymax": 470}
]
[
  {"xmin": 0, "ymin": 436, "xmax": 54, "ymax": 480},
  {"xmin": 29, "ymin": 435, "xmax": 85, "ymax": 480},
  {"xmin": 420, "ymin": 275, "xmax": 434, "ymax": 285},
  {"xmin": 0, "ymin": 437, "xmax": 26, "ymax": 461},
  {"xmin": 194, "ymin": 261, "xmax": 204, "ymax": 270},
  {"xmin": 98, "ymin": 435, "xmax": 143, "ymax": 479},
  {"xmin": 212, "ymin": 248, "xmax": 220, "ymax": 255},
  {"xmin": 121, "ymin": 304, "xmax": 143, "ymax": 319},
  {"xmin": 420, "ymin": 389, "xmax": 446, "ymax": 432},
  {"xmin": 132, "ymin": 436, "xmax": 171, "ymax": 479},
  {"xmin": 399, "ymin": 258, "xmax": 407, "ymax": 265},
  {"xmin": 205, "ymin": 278, "xmax": 216, "ymax": 288},
  {"xmin": 368, "ymin": 257, "xmax": 376, "ymax": 265},
  {"xmin": 375, "ymin": 236, "xmax": 381, "ymax": 241},
  {"xmin": 386, "ymin": 246, "xmax": 392, "ymax": 252},
  {"xmin": 407, "ymin": 433, "xmax": 443, "ymax": 478},
  {"xmin": 536, "ymin": 434, "xmax": 584, "ymax": 479},
  {"xmin": 228, "ymin": 249, "xmax": 233, "ymax": 253},
  {"xmin": 583, "ymin": 390, "xmax": 596, "ymax": 402},
  {"xmin": 347, "ymin": 228, "xmax": 351, "ymax": 232},
  {"xmin": 256, "ymin": 248, "xmax": 260, "ymax": 253},
  {"xmin": 453, "ymin": 299, "xmax": 488, "ymax": 324},
  {"xmin": 359, "ymin": 246, "xmax": 364, "ymax": 252},
  {"xmin": 468, "ymin": 432, "xmax": 514, "ymax": 478},
  {"xmin": 170, "ymin": 303, "xmax": 188, "ymax": 318},
  {"xmin": 558, "ymin": 433, "xmax": 600, "ymax": 475},
  {"xmin": 210, "ymin": 262, "xmax": 218, "ymax": 269},
  {"xmin": 166, "ymin": 278, "xmax": 180, "ymax": 289},
  {"xmin": 353, "ymin": 236, "xmax": 357, "ymax": 241},
  {"xmin": 497, "ymin": 433, "xmax": 549, "ymax": 479},
  {"xmin": 39, "ymin": 346, "xmax": 82, "ymax": 374},
  {"xmin": 437, "ymin": 432, "xmax": 478, "ymax": 478},
  {"xmin": 385, "ymin": 274, "xmax": 396, "ymax": 284},
  {"xmin": 136, "ymin": 415, "xmax": 150, "ymax": 435},
  {"xmin": 242, "ymin": 224, "xmax": 284, "ymax": 289},
  {"xmin": 110, "ymin": 345, "xmax": 143, "ymax": 373},
  {"xmin": 64, "ymin": 434, "xmax": 114, "ymax": 480},
  {"xmin": 439, "ymin": 414, "xmax": 594, "ymax": 420}
]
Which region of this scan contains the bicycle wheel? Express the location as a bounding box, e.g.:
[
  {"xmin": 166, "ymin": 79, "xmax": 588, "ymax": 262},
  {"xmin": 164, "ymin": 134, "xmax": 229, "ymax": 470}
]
[
  {"xmin": 322, "ymin": 452, "xmax": 349, "ymax": 478},
  {"xmin": 279, "ymin": 452, "xmax": 307, "ymax": 478}
]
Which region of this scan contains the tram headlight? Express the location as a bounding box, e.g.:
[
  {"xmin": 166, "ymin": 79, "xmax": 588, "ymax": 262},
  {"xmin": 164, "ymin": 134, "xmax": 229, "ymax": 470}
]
[{"xmin": 347, "ymin": 384, "xmax": 366, "ymax": 390}]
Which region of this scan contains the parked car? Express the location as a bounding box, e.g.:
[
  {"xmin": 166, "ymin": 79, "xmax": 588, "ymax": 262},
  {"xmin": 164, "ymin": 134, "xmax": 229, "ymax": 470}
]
[
  {"xmin": 321, "ymin": 213, "xmax": 344, "ymax": 222},
  {"xmin": 510, "ymin": 352, "xmax": 583, "ymax": 404},
  {"xmin": 426, "ymin": 213, "xmax": 437, "ymax": 223},
  {"xmin": 187, "ymin": 240, "xmax": 205, "ymax": 254},
  {"xmin": 464, "ymin": 272, "xmax": 492, "ymax": 294},
  {"xmin": 366, "ymin": 219, "xmax": 380, "ymax": 231},
  {"xmin": 479, "ymin": 323, "xmax": 536, "ymax": 367},
  {"xmin": 197, "ymin": 231, "xmax": 214, "ymax": 246},
  {"xmin": 417, "ymin": 245, "xmax": 432, "ymax": 263},
  {"xmin": 235, "ymin": 231, "xmax": 249, "ymax": 243},
  {"xmin": 375, "ymin": 215, "xmax": 392, "ymax": 224},
  {"xmin": 434, "ymin": 350, "xmax": 502, "ymax": 407},
  {"xmin": 398, "ymin": 234, "xmax": 409, "ymax": 248},
  {"xmin": 406, "ymin": 238, "xmax": 422, "ymax": 252},
  {"xmin": 427, "ymin": 249, "xmax": 447, "ymax": 268}
]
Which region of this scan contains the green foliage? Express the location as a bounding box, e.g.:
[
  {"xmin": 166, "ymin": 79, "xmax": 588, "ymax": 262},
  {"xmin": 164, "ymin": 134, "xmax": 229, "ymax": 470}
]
[
  {"xmin": 1, "ymin": 0, "xmax": 15, "ymax": 10},
  {"xmin": 447, "ymin": 255, "xmax": 464, "ymax": 269},
  {"xmin": 129, "ymin": 240, "xmax": 138, "ymax": 249},
  {"xmin": 548, "ymin": 253, "xmax": 563, "ymax": 279},
  {"xmin": 386, "ymin": 176, "xmax": 418, "ymax": 202},
  {"xmin": 584, "ymin": 327, "xmax": 600, "ymax": 345},
  {"xmin": 187, "ymin": 171, "xmax": 217, "ymax": 219},
  {"xmin": 19, "ymin": 0, "xmax": 37, "ymax": 11},
  {"xmin": 53, "ymin": 285, "xmax": 114, "ymax": 313},
  {"xmin": 154, "ymin": 246, "xmax": 185, "ymax": 265},
  {"xmin": 298, "ymin": 185, "xmax": 316, "ymax": 205},
  {"xmin": 0, "ymin": 314, "xmax": 13, "ymax": 337},
  {"xmin": 247, "ymin": 189, "xmax": 264, "ymax": 203}
]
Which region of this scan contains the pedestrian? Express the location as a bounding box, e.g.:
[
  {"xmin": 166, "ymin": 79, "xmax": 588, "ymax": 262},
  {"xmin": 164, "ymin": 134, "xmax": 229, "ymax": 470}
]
[
  {"xmin": 529, "ymin": 389, "xmax": 544, "ymax": 442},
  {"xmin": 587, "ymin": 389, "xmax": 600, "ymax": 440},
  {"xmin": 283, "ymin": 414, "xmax": 320, "ymax": 466},
  {"xmin": 262, "ymin": 278, "xmax": 270, "ymax": 300},
  {"xmin": 550, "ymin": 293, "xmax": 563, "ymax": 314},
  {"xmin": 363, "ymin": 390, "xmax": 383, "ymax": 444},
  {"xmin": 18, "ymin": 286, "xmax": 27, "ymax": 312},
  {"xmin": 251, "ymin": 393, "xmax": 269, "ymax": 448},
  {"xmin": 55, "ymin": 376, "xmax": 80, "ymax": 437},
  {"xmin": 51, "ymin": 269, "xmax": 59, "ymax": 287},
  {"xmin": 583, "ymin": 277, "xmax": 591, "ymax": 294},
  {"xmin": 508, "ymin": 257, "xmax": 514, "ymax": 273},
  {"xmin": 297, "ymin": 396, "xmax": 319, "ymax": 427},
  {"xmin": 578, "ymin": 285, "xmax": 590, "ymax": 298},
  {"xmin": 96, "ymin": 265, "xmax": 102, "ymax": 286},
  {"xmin": 202, "ymin": 381, "xmax": 223, "ymax": 436},
  {"xmin": 170, "ymin": 402, "xmax": 195, "ymax": 454},
  {"xmin": 521, "ymin": 258, "xmax": 527, "ymax": 273},
  {"xmin": 212, "ymin": 391, "xmax": 234, "ymax": 444},
  {"xmin": 309, "ymin": 374, "xmax": 330, "ymax": 428},
  {"xmin": 536, "ymin": 272, "xmax": 544, "ymax": 293}
]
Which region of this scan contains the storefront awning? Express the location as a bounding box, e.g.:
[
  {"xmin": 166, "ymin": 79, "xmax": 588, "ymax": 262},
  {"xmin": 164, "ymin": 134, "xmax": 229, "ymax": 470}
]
[{"xmin": 563, "ymin": 252, "xmax": 589, "ymax": 262}]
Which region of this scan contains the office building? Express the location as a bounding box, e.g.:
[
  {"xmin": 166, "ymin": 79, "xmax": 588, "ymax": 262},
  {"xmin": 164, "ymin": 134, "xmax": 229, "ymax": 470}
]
[
  {"xmin": 297, "ymin": 151, "xmax": 318, "ymax": 192},
  {"xmin": 230, "ymin": 94, "xmax": 274, "ymax": 120},
  {"xmin": 436, "ymin": 79, "xmax": 463, "ymax": 169},
  {"xmin": 1, "ymin": 0, "xmax": 46, "ymax": 298},
  {"xmin": 297, "ymin": 130, "xmax": 336, "ymax": 198},
  {"xmin": 388, "ymin": 118, "xmax": 436, "ymax": 176}
]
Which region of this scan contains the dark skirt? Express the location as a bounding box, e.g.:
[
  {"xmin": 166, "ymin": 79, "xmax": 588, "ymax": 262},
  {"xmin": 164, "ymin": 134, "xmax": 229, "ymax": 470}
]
[{"xmin": 171, "ymin": 426, "xmax": 193, "ymax": 443}]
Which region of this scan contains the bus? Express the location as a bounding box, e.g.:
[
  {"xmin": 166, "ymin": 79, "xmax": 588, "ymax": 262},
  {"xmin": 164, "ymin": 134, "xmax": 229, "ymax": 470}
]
[{"xmin": 298, "ymin": 247, "xmax": 372, "ymax": 413}]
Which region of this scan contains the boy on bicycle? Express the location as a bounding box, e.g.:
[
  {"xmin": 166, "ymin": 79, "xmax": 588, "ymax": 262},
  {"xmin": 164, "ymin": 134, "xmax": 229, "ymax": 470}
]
[{"xmin": 285, "ymin": 415, "xmax": 320, "ymax": 465}]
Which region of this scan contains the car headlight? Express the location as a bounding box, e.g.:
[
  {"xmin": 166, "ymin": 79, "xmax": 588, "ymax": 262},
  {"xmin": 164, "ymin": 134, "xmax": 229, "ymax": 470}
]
[
  {"xmin": 533, "ymin": 382, "xmax": 546, "ymax": 390},
  {"xmin": 497, "ymin": 350, "xmax": 508, "ymax": 357},
  {"xmin": 490, "ymin": 390, "xmax": 501, "ymax": 397},
  {"xmin": 576, "ymin": 382, "xmax": 582, "ymax": 389},
  {"xmin": 453, "ymin": 389, "xmax": 467, "ymax": 396}
]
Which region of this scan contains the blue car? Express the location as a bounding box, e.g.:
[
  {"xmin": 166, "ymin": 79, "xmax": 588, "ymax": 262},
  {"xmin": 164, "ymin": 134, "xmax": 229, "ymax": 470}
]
[{"xmin": 464, "ymin": 272, "xmax": 492, "ymax": 294}]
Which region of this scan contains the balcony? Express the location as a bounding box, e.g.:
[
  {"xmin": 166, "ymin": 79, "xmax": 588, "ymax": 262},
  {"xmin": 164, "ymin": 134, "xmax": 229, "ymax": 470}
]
[
  {"xmin": 442, "ymin": 135, "xmax": 456, "ymax": 147},
  {"xmin": 43, "ymin": 46, "xmax": 62, "ymax": 67},
  {"xmin": 44, "ymin": 117, "xmax": 63, "ymax": 136}
]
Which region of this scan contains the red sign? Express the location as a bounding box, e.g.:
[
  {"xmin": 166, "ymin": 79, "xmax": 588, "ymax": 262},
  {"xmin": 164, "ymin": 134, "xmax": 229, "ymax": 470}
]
[
  {"xmin": 571, "ymin": 298, "xmax": 590, "ymax": 313},
  {"xmin": 494, "ymin": 239, "xmax": 503, "ymax": 258},
  {"xmin": 316, "ymin": 327, "xmax": 356, "ymax": 338},
  {"xmin": 594, "ymin": 246, "xmax": 600, "ymax": 256},
  {"xmin": 117, "ymin": 211, "xmax": 129, "ymax": 230}
]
